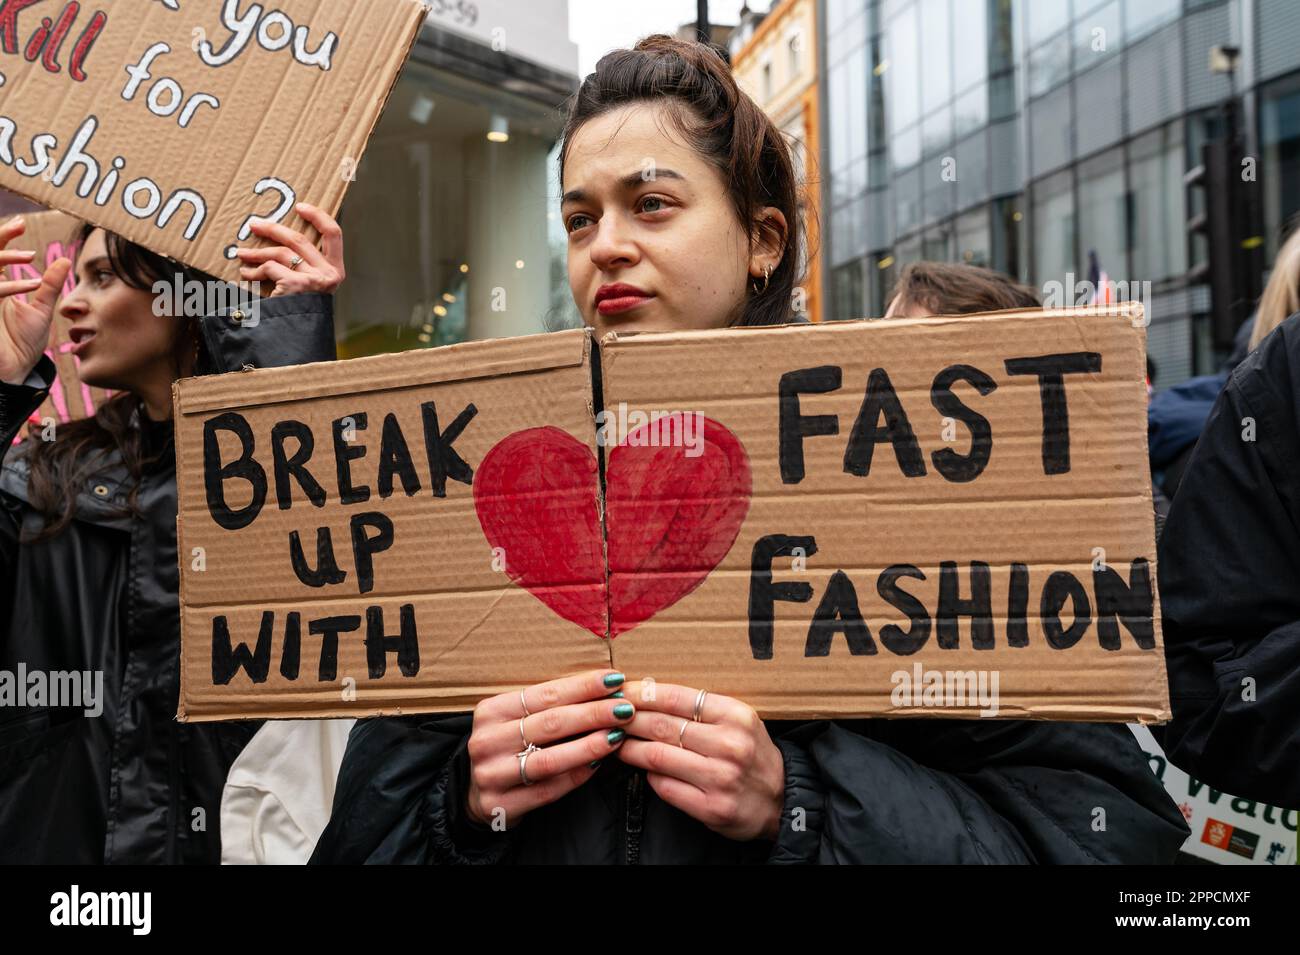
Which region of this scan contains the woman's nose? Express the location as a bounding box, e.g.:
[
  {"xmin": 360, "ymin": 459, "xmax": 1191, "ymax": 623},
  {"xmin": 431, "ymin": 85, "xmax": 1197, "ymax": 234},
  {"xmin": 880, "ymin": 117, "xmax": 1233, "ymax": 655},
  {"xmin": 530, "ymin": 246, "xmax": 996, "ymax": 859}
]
[
  {"xmin": 58, "ymin": 288, "xmax": 88, "ymax": 321},
  {"xmin": 589, "ymin": 216, "xmax": 638, "ymax": 270}
]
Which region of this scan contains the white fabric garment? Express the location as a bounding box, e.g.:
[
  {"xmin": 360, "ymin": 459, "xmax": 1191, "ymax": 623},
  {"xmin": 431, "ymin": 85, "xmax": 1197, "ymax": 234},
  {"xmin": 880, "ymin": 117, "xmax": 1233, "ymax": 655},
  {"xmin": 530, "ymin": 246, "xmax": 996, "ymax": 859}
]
[{"xmin": 220, "ymin": 719, "xmax": 357, "ymax": 865}]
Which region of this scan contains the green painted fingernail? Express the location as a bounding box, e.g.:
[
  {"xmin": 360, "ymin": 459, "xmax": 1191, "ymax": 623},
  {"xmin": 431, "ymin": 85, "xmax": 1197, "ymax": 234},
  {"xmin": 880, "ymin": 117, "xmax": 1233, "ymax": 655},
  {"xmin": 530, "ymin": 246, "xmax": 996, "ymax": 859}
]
[
  {"xmin": 603, "ymin": 672, "xmax": 625, "ymax": 688},
  {"xmin": 613, "ymin": 703, "xmax": 634, "ymax": 719},
  {"xmin": 608, "ymin": 690, "xmax": 625, "ymax": 699},
  {"xmin": 607, "ymin": 729, "xmax": 625, "ymax": 745},
  {"xmin": 588, "ymin": 759, "xmax": 601, "ymax": 769}
]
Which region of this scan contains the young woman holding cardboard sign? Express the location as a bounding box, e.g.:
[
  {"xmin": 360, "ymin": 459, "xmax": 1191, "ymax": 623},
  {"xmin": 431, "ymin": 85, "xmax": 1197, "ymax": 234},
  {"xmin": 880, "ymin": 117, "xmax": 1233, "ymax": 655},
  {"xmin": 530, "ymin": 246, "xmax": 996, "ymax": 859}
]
[
  {"xmin": 0, "ymin": 205, "xmax": 344, "ymax": 864},
  {"xmin": 312, "ymin": 37, "xmax": 1188, "ymax": 865}
]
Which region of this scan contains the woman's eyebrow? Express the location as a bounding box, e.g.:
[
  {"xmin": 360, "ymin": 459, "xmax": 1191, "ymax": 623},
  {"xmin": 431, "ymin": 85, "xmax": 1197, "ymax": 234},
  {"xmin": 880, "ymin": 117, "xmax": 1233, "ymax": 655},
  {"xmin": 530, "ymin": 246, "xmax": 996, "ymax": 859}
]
[
  {"xmin": 77, "ymin": 255, "xmax": 110, "ymax": 275},
  {"xmin": 619, "ymin": 167, "xmax": 686, "ymax": 188},
  {"xmin": 562, "ymin": 168, "xmax": 687, "ymax": 205}
]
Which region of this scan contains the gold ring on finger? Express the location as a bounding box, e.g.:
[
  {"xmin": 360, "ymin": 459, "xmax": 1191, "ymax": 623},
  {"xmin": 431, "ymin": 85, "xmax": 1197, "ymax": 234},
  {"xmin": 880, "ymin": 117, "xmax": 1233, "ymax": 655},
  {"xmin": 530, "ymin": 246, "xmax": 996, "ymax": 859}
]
[
  {"xmin": 678, "ymin": 719, "xmax": 689, "ymax": 749},
  {"xmin": 693, "ymin": 689, "xmax": 708, "ymax": 722}
]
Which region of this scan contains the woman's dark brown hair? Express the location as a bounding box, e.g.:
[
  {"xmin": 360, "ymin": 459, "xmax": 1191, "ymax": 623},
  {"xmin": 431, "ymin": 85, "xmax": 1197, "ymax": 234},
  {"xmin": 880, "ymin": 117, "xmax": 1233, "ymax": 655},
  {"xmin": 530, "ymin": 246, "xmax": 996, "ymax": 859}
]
[
  {"xmin": 560, "ymin": 35, "xmax": 805, "ymax": 327},
  {"xmin": 889, "ymin": 261, "xmax": 1042, "ymax": 316},
  {"xmin": 22, "ymin": 226, "xmax": 213, "ymax": 541}
]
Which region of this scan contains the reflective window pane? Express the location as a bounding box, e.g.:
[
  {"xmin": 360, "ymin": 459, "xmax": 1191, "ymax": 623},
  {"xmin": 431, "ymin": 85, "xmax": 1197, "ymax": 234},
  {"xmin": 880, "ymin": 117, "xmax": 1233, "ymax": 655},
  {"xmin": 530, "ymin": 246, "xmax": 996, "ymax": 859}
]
[
  {"xmin": 953, "ymin": 0, "xmax": 990, "ymax": 93},
  {"xmin": 1124, "ymin": 0, "xmax": 1181, "ymax": 43},
  {"xmin": 1074, "ymin": 0, "xmax": 1120, "ymax": 70},
  {"xmin": 1027, "ymin": 0, "xmax": 1070, "ymax": 46},
  {"xmin": 886, "ymin": 3, "xmax": 922, "ymax": 132},
  {"xmin": 1076, "ymin": 148, "xmax": 1127, "ymax": 281},
  {"xmin": 921, "ymin": 0, "xmax": 953, "ymax": 114},
  {"xmin": 1032, "ymin": 170, "xmax": 1076, "ymax": 287}
]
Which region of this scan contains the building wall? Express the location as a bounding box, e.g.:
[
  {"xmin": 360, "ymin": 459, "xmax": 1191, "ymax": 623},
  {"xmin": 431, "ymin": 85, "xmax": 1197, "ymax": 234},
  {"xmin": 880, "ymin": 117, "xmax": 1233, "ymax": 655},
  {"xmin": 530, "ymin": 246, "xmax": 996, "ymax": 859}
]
[
  {"xmin": 734, "ymin": 0, "xmax": 824, "ymax": 323},
  {"xmin": 819, "ymin": 0, "xmax": 1300, "ymax": 388}
]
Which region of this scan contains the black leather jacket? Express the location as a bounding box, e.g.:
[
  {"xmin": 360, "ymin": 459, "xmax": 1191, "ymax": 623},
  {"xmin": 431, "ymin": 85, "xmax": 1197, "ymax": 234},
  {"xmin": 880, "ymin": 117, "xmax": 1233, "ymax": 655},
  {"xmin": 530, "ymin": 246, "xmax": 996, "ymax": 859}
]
[{"xmin": 0, "ymin": 293, "xmax": 336, "ymax": 864}]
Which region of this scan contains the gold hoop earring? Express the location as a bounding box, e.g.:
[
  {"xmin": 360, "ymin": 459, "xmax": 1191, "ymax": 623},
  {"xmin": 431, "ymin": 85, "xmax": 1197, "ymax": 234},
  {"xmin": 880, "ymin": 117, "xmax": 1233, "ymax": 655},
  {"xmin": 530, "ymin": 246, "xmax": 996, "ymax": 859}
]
[{"xmin": 754, "ymin": 264, "xmax": 771, "ymax": 294}]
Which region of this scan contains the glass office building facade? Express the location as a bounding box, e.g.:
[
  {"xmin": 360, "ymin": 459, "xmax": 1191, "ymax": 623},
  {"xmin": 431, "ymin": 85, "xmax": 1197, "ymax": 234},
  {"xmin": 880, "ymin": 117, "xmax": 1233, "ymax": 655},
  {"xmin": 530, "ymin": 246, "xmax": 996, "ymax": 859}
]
[{"xmin": 821, "ymin": 0, "xmax": 1300, "ymax": 385}]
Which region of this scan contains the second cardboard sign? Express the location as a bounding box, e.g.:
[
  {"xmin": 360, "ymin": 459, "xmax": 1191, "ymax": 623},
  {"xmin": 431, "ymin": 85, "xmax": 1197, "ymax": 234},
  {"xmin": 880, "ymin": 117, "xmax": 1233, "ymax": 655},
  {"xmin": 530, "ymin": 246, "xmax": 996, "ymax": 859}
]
[{"xmin": 174, "ymin": 305, "xmax": 1169, "ymax": 724}]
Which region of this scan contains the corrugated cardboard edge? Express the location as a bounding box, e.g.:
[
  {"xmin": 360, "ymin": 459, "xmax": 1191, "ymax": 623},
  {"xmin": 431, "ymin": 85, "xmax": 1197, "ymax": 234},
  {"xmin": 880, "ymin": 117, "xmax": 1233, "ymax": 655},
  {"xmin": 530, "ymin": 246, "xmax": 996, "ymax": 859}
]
[
  {"xmin": 175, "ymin": 326, "xmax": 591, "ymax": 413},
  {"xmin": 599, "ymin": 301, "xmax": 1149, "ymax": 346},
  {"xmin": 174, "ymin": 327, "xmax": 594, "ymax": 722},
  {"xmin": 601, "ymin": 303, "xmax": 1173, "ymax": 723}
]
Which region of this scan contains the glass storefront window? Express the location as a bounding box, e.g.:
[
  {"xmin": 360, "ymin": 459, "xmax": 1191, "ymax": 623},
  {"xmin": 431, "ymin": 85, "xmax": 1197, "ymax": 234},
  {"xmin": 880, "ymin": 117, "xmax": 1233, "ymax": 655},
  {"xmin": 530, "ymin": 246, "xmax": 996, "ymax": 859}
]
[
  {"xmin": 1124, "ymin": 0, "xmax": 1181, "ymax": 44},
  {"xmin": 886, "ymin": 2, "xmax": 922, "ymax": 133},
  {"xmin": 896, "ymin": 167, "xmax": 923, "ymax": 233},
  {"xmin": 1260, "ymin": 73, "xmax": 1300, "ymax": 263},
  {"xmin": 1031, "ymin": 169, "xmax": 1076, "ymax": 287},
  {"xmin": 921, "ymin": 0, "xmax": 954, "ymax": 115},
  {"xmin": 896, "ymin": 232, "xmax": 924, "ymax": 271},
  {"xmin": 1026, "ymin": 0, "xmax": 1070, "ymax": 46},
  {"xmin": 955, "ymin": 83, "xmax": 990, "ymax": 136},
  {"xmin": 873, "ymin": 252, "xmax": 898, "ymax": 316},
  {"xmin": 1076, "ymin": 147, "xmax": 1127, "ymax": 281},
  {"xmin": 1129, "ymin": 123, "xmax": 1188, "ymax": 282},
  {"xmin": 953, "ymin": 0, "xmax": 990, "ymax": 94},
  {"xmin": 829, "ymin": 58, "xmax": 853, "ymax": 174},
  {"xmin": 1029, "ymin": 29, "xmax": 1072, "ymax": 97},
  {"xmin": 337, "ymin": 62, "xmax": 564, "ymax": 356},
  {"xmin": 848, "ymin": 45, "xmax": 870, "ymax": 163},
  {"xmin": 893, "ymin": 123, "xmax": 923, "ymax": 170},
  {"xmin": 832, "ymin": 259, "xmax": 865, "ymax": 321},
  {"xmin": 992, "ymin": 195, "xmax": 1024, "ymax": 280},
  {"xmin": 1073, "ymin": 0, "xmax": 1120, "ymax": 71},
  {"xmin": 922, "ymin": 105, "xmax": 954, "ymax": 156},
  {"xmin": 922, "ymin": 224, "xmax": 955, "ymax": 261},
  {"xmin": 956, "ymin": 205, "xmax": 992, "ymax": 265}
]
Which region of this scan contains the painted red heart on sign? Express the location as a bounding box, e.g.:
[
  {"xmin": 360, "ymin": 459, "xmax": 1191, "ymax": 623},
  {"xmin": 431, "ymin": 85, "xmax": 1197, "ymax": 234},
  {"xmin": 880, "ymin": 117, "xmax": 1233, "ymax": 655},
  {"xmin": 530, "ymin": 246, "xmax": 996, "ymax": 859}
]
[{"xmin": 473, "ymin": 418, "xmax": 751, "ymax": 637}]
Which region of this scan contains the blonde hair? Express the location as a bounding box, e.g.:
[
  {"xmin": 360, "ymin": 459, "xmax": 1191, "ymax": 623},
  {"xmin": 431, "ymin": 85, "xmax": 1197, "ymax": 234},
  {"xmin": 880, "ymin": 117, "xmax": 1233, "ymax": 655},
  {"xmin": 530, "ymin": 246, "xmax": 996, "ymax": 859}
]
[{"xmin": 1250, "ymin": 227, "xmax": 1300, "ymax": 351}]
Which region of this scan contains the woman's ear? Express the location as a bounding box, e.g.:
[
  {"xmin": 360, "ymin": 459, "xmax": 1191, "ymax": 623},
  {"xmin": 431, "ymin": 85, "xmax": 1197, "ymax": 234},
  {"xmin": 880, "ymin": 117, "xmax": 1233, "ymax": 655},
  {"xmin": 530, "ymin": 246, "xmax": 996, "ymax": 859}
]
[{"xmin": 749, "ymin": 206, "xmax": 789, "ymax": 278}]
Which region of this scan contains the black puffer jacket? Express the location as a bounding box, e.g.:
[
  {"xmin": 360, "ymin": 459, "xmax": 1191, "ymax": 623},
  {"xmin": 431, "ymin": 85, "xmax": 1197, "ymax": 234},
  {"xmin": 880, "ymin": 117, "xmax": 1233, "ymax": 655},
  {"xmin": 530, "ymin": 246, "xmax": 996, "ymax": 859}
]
[
  {"xmin": 311, "ymin": 710, "xmax": 1190, "ymax": 864},
  {"xmin": 0, "ymin": 293, "xmax": 335, "ymax": 864},
  {"xmin": 1155, "ymin": 311, "xmax": 1300, "ymax": 808}
]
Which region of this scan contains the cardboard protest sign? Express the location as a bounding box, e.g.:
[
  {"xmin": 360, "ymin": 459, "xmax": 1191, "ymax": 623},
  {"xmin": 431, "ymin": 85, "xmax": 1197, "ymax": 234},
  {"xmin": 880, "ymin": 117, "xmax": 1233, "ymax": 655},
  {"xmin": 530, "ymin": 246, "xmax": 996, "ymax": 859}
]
[
  {"xmin": 4, "ymin": 208, "xmax": 112, "ymax": 444},
  {"xmin": 598, "ymin": 304, "xmax": 1166, "ymax": 721},
  {"xmin": 174, "ymin": 305, "xmax": 1170, "ymax": 724},
  {"xmin": 0, "ymin": 0, "xmax": 426, "ymax": 282},
  {"xmin": 174, "ymin": 329, "xmax": 610, "ymax": 721}
]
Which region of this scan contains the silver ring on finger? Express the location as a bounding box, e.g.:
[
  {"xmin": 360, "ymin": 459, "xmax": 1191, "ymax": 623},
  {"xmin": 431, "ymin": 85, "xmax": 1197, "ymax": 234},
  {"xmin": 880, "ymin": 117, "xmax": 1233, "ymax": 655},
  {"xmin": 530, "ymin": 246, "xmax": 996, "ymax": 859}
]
[
  {"xmin": 520, "ymin": 689, "xmax": 531, "ymax": 717},
  {"xmin": 678, "ymin": 719, "xmax": 690, "ymax": 749},
  {"xmin": 289, "ymin": 254, "xmax": 303, "ymax": 270},
  {"xmin": 693, "ymin": 689, "xmax": 708, "ymax": 722},
  {"xmin": 518, "ymin": 717, "xmax": 532, "ymax": 750},
  {"xmin": 518, "ymin": 745, "xmax": 539, "ymax": 786}
]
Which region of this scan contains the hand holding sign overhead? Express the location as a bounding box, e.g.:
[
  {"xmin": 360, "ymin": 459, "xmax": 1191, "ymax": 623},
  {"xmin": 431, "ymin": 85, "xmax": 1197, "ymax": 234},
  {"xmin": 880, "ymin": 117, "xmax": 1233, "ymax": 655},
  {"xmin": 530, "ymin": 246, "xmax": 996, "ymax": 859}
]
[
  {"xmin": 0, "ymin": 0, "xmax": 426, "ymax": 281},
  {"xmin": 234, "ymin": 203, "xmax": 346, "ymax": 297},
  {"xmin": 0, "ymin": 217, "xmax": 71, "ymax": 386}
]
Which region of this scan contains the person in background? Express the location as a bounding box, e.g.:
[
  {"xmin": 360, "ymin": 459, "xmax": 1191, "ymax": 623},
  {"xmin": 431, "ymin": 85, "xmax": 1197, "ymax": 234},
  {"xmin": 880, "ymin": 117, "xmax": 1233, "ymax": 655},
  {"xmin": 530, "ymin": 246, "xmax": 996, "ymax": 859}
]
[
  {"xmin": 0, "ymin": 206, "xmax": 344, "ymax": 863},
  {"xmin": 1154, "ymin": 237, "xmax": 1300, "ymax": 821},
  {"xmin": 882, "ymin": 261, "xmax": 1041, "ymax": 318},
  {"xmin": 309, "ymin": 37, "xmax": 1188, "ymax": 866}
]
